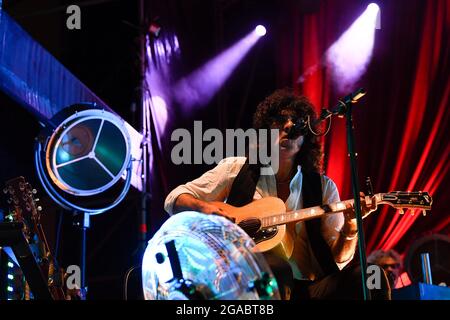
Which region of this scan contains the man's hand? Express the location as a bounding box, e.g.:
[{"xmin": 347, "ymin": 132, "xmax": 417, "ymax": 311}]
[
  {"xmin": 344, "ymin": 192, "xmax": 377, "ymax": 222},
  {"xmin": 174, "ymin": 194, "xmax": 235, "ymax": 222},
  {"xmin": 198, "ymin": 202, "xmax": 235, "ymax": 222}
]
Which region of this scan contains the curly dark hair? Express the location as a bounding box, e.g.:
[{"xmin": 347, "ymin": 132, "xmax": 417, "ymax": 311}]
[{"xmin": 252, "ymin": 88, "xmax": 323, "ymax": 172}]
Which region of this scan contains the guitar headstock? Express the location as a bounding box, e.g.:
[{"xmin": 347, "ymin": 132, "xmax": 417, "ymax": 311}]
[
  {"xmin": 380, "ymin": 191, "xmax": 432, "ymax": 216},
  {"xmin": 3, "ymin": 176, "xmax": 42, "ymax": 229}
]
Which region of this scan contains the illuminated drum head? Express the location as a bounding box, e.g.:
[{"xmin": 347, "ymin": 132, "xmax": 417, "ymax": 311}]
[
  {"xmin": 45, "ymin": 109, "xmax": 131, "ymax": 196},
  {"xmin": 142, "ymin": 211, "xmax": 280, "ymax": 300}
]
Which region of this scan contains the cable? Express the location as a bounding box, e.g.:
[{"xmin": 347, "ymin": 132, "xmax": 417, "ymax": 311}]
[
  {"xmin": 307, "ymin": 115, "xmax": 332, "ymax": 136},
  {"xmin": 123, "ymin": 265, "xmax": 140, "ymax": 300}
]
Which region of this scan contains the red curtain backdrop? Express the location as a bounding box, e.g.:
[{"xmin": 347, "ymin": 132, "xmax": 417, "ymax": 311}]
[{"xmin": 276, "ymin": 0, "xmax": 450, "ymax": 255}]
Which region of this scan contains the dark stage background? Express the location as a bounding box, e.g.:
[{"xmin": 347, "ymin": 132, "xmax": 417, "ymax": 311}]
[{"xmin": 0, "ymin": 0, "xmax": 448, "ymax": 299}]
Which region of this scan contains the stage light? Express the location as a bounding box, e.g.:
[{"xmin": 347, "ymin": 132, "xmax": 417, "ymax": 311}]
[
  {"xmin": 325, "ymin": 4, "xmax": 380, "ymax": 93},
  {"xmin": 35, "ymin": 103, "xmax": 133, "ymax": 215},
  {"xmin": 255, "ymin": 25, "xmax": 266, "ymax": 36},
  {"xmin": 367, "ymin": 3, "xmax": 380, "ymax": 13},
  {"xmin": 33, "ymin": 103, "xmax": 134, "ymax": 299},
  {"xmin": 367, "ymin": 3, "xmax": 381, "ymax": 29}
]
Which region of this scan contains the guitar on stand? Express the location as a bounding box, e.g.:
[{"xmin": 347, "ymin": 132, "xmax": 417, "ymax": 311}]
[{"xmin": 2, "ymin": 176, "xmax": 67, "ymax": 300}]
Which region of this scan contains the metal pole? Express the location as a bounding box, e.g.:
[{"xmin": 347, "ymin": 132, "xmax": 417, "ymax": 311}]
[
  {"xmin": 421, "ymin": 253, "xmax": 433, "ymax": 284},
  {"xmin": 78, "ymin": 211, "xmax": 90, "ymax": 300},
  {"xmin": 345, "ymin": 104, "xmax": 371, "ymax": 300},
  {"xmin": 138, "ymin": 0, "xmax": 148, "ymax": 255}
]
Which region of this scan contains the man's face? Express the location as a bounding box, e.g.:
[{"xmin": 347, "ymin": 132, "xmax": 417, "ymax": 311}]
[
  {"xmin": 378, "ymin": 256, "xmax": 401, "ymax": 288},
  {"xmin": 270, "ymin": 110, "xmax": 305, "ymax": 159}
]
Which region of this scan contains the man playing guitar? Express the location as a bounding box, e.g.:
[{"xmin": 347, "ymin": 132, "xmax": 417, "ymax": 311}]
[{"xmin": 164, "ymin": 88, "xmax": 390, "ymax": 300}]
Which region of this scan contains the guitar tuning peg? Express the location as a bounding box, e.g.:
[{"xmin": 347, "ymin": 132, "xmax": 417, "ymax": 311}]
[
  {"xmin": 37, "ymin": 206, "xmax": 43, "ymax": 212},
  {"xmin": 398, "ymin": 208, "xmax": 404, "ymax": 215},
  {"xmin": 35, "ymin": 198, "xmax": 40, "ymax": 202},
  {"xmin": 411, "ymin": 209, "xmax": 415, "ymax": 216},
  {"xmin": 3, "ymin": 188, "xmax": 8, "ymax": 194},
  {"xmin": 422, "ymin": 210, "xmax": 427, "ymax": 216},
  {"xmin": 32, "ymin": 189, "xmax": 37, "ymax": 194}
]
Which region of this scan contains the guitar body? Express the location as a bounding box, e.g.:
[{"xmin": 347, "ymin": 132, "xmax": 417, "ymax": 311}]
[{"xmin": 211, "ymin": 197, "xmax": 295, "ymax": 259}]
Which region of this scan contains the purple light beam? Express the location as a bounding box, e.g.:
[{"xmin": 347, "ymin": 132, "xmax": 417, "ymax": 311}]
[
  {"xmin": 325, "ymin": 4, "xmax": 380, "ymax": 93},
  {"xmin": 174, "ymin": 27, "xmax": 264, "ymax": 109}
]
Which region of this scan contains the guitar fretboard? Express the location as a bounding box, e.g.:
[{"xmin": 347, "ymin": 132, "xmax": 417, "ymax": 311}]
[{"xmin": 259, "ymin": 194, "xmax": 385, "ymax": 228}]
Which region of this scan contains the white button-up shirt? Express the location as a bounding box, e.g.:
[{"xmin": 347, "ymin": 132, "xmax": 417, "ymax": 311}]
[{"xmin": 164, "ymin": 157, "xmax": 354, "ymax": 280}]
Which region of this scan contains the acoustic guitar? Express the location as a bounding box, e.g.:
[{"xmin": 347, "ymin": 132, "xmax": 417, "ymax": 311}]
[{"xmin": 211, "ymin": 191, "xmax": 432, "ymax": 259}]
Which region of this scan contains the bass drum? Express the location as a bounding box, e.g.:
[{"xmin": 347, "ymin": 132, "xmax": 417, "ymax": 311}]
[{"xmin": 142, "ymin": 211, "xmax": 280, "ymax": 300}]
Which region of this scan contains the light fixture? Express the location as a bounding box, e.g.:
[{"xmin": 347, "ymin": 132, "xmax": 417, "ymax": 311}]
[
  {"xmin": 35, "ymin": 103, "xmax": 132, "ymax": 214},
  {"xmin": 34, "ymin": 103, "xmax": 133, "ymax": 299},
  {"xmin": 255, "ymin": 25, "xmax": 267, "ymax": 37}
]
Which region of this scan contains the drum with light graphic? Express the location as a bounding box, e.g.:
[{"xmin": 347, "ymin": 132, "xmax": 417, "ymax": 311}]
[{"xmin": 142, "ymin": 211, "xmax": 280, "ymax": 300}]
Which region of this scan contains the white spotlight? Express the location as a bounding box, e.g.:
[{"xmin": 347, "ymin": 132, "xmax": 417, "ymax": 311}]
[
  {"xmin": 255, "ymin": 25, "xmax": 267, "ymax": 37},
  {"xmin": 367, "ymin": 3, "xmax": 380, "ymax": 12},
  {"xmin": 368, "ymin": 3, "xmax": 381, "ymax": 29}
]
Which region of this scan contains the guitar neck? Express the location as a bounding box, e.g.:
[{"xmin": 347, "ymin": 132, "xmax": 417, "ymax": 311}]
[
  {"xmin": 35, "ymin": 219, "xmax": 52, "ymax": 259},
  {"xmin": 259, "ymin": 194, "xmax": 384, "ymax": 228}
]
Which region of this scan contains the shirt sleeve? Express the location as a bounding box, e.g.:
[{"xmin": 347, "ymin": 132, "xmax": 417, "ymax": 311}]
[
  {"xmin": 320, "ymin": 175, "xmax": 355, "ymax": 269},
  {"xmin": 163, "ymin": 157, "xmax": 246, "ymax": 215}
]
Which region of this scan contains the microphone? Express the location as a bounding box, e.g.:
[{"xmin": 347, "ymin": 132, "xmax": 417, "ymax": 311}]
[
  {"xmin": 337, "ymin": 87, "xmax": 366, "ymax": 107},
  {"xmin": 286, "ymin": 119, "xmax": 307, "ymax": 139},
  {"xmin": 286, "ymin": 88, "xmax": 367, "ymax": 138},
  {"xmin": 318, "ymin": 88, "xmax": 367, "ymax": 122}
]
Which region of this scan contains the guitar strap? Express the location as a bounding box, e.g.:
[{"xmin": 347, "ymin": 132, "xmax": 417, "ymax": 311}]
[
  {"xmin": 301, "ymin": 171, "xmax": 339, "ymax": 277},
  {"xmin": 227, "ymin": 159, "xmax": 338, "ymax": 277},
  {"xmin": 226, "ymin": 158, "xmax": 260, "ymax": 207}
]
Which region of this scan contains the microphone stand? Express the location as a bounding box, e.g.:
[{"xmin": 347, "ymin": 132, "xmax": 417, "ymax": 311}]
[{"xmin": 321, "ymin": 88, "xmax": 371, "ymax": 300}]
